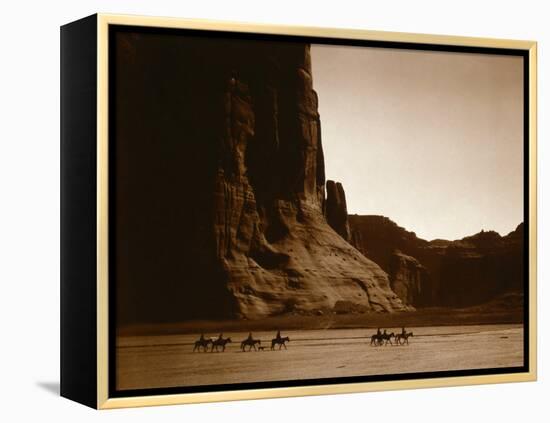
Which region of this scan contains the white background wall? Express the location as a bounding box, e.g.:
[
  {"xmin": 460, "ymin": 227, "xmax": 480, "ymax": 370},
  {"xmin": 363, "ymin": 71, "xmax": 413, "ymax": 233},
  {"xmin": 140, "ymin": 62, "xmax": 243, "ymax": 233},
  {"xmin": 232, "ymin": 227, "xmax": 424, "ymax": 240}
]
[{"xmin": 0, "ymin": 0, "xmax": 546, "ymax": 421}]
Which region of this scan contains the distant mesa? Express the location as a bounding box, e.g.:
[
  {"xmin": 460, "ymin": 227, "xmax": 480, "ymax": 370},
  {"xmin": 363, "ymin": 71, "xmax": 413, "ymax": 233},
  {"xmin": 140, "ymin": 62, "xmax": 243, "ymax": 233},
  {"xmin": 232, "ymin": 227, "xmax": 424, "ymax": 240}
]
[
  {"xmin": 388, "ymin": 251, "xmax": 428, "ymax": 307},
  {"xmin": 347, "ymin": 214, "xmax": 524, "ymax": 308}
]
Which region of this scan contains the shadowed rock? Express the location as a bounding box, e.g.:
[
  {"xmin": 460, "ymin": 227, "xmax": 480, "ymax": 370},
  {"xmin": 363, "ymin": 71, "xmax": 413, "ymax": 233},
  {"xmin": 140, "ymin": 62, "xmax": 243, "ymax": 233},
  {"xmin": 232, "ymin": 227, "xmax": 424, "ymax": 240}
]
[
  {"xmin": 325, "ymin": 180, "xmax": 351, "ymax": 241},
  {"xmin": 213, "ymin": 45, "xmax": 408, "ymax": 318},
  {"xmin": 349, "ymin": 215, "xmax": 524, "ymax": 308},
  {"xmin": 113, "ymin": 34, "xmax": 408, "ymax": 324},
  {"xmin": 389, "ymin": 251, "xmax": 430, "ymax": 306}
]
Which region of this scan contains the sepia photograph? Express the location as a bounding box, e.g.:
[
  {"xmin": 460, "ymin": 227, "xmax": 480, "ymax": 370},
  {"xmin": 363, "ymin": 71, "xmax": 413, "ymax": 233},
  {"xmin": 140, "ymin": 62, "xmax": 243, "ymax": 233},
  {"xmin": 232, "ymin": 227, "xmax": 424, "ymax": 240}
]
[{"xmin": 110, "ymin": 26, "xmax": 527, "ymax": 394}]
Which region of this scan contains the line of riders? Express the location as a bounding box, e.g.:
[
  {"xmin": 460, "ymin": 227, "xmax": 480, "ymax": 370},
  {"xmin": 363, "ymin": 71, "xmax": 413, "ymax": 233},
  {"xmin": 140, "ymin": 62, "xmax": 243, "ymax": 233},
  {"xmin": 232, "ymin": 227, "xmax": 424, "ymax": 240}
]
[
  {"xmin": 370, "ymin": 327, "xmax": 414, "ymax": 346},
  {"xmin": 193, "ymin": 327, "xmax": 413, "ymax": 352},
  {"xmin": 193, "ymin": 331, "xmax": 290, "ymax": 352}
]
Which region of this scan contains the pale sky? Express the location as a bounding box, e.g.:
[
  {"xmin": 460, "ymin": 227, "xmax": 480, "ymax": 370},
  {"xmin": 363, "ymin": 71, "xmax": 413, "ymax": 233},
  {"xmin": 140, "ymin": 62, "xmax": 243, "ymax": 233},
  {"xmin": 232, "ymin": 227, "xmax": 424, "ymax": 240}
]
[{"xmin": 311, "ymin": 44, "xmax": 524, "ymax": 241}]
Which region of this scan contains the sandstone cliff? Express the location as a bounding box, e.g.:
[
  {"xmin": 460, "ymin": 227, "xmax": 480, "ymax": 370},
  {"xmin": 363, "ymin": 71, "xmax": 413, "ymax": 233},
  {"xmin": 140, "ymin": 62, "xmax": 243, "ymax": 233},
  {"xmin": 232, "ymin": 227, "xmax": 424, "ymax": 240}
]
[
  {"xmin": 435, "ymin": 225, "xmax": 524, "ymax": 306},
  {"xmin": 388, "ymin": 251, "xmax": 429, "ymax": 306},
  {"xmin": 213, "ymin": 44, "xmax": 408, "ymax": 318},
  {"xmin": 325, "ymin": 180, "xmax": 351, "ymax": 241},
  {"xmin": 348, "ymin": 215, "xmax": 524, "ymax": 308},
  {"xmin": 114, "ymin": 33, "xmax": 408, "ymax": 324}
]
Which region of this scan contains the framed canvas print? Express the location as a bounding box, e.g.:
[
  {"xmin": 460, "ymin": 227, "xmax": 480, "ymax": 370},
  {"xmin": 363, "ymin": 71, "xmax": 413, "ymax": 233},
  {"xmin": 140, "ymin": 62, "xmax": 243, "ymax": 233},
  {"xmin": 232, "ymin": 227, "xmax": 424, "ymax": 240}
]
[{"xmin": 60, "ymin": 13, "xmax": 537, "ymax": 409}]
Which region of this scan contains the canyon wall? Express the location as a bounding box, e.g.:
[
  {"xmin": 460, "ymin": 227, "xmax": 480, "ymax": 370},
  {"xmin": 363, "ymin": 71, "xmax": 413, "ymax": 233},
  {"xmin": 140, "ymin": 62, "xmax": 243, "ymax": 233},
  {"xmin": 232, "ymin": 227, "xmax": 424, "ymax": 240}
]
[
  {"xmin": 114, "ymin": 32, "xmax": 408, "ymax": 324},
  {"xmin": 325, "ymin": 180, "xmax": 351, "ymax": 241},
  {"xmin": 348, "ymin": 214, "xmax": 524, "ymax": 308}
]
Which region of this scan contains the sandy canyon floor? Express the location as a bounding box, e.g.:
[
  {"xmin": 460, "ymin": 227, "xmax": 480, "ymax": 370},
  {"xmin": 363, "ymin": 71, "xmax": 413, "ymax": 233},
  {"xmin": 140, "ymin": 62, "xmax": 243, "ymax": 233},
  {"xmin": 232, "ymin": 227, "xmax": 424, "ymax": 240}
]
[{"xmin": 116, "ymin": 324, "xmax": 523, "ymax": 390}]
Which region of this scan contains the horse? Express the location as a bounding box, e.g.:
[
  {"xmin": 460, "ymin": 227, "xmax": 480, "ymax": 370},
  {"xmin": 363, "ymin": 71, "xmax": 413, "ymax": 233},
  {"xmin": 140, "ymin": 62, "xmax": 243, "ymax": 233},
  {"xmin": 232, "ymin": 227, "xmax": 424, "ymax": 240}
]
[
  {"xmin": 370, "ymin": 333, "xmax": 383, "ymax": 346},
  {"xmin": 395, "ymin": 331, "xmax": 413, "ymax": 345},
  {"xmin": 371, "ymin": 332, "xmax": 395, "ymax": 346},
  {"xmin": 381, "ymin": 332, "xmax": 395, "ymax": 346},
  {"xmin": 193, "ymin": 337, "xmax": 212, "ymax": 352},
  {"xmin": 271, "ymin": 336, "xmax": 290, "ymax": 350},
  {"xmin": 211, "ymin": 336, "xmax": 232, "ymax": 352},
  {"xmin": 241, "ymin": 338, "xmax": 261, "ymax": 351}
]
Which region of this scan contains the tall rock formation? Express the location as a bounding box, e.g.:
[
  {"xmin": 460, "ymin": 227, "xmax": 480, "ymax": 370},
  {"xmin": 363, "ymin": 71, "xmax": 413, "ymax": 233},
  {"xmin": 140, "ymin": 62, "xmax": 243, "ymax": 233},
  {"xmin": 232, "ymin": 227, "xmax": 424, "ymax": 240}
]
[
  {"xmin": 114, "ymin": 33, "xmax": 408, "ymax": 324},
  {"xmin": 213, "ymin": 44, "xmax": 409, "ymax": 318},
  {"xmin": 325, "ymin": 180, "xmax": 351, "ymax": 241}
]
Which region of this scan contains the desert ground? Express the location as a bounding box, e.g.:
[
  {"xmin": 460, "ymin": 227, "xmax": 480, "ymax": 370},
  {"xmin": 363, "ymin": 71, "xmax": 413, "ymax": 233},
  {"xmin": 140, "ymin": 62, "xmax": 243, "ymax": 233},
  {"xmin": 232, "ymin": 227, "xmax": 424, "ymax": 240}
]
[{"xmin": 116, "ymin": 323, "xmax": 523, "ymax": 390}]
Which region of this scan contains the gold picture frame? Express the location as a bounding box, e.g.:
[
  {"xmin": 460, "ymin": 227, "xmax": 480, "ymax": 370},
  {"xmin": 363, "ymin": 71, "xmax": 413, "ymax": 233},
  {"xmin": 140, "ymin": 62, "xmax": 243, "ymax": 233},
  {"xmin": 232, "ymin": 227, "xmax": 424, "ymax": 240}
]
[{"xmin": 60, "ymin": 13, "xmax": 537, "ymax": 409}]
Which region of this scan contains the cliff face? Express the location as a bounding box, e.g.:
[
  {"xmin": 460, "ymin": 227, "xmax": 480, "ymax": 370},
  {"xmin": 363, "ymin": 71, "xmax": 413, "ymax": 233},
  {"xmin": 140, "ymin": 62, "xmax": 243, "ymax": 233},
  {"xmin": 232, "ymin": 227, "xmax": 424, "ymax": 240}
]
[
  {"xmin": 213, "ymin": 44, "xmax": 409, "ymax": 318},
  {"xmin": 348, "ymin": 215, "xmax": 524, "ymax": 308},
  {"xmin": 388, "ymin": 251, "xmax": 430, "ymax": 306},
  {"xmin": 349, "ymin": 215, "xmax": 429, "ymax": 275},
  {"xmin": 114, "ymin": 33, "xmax": 408, "ymax": 324},
  {"xmin": 436, "ymin": 225, "xmax": 524, "ymax": 306},
  {"xmin": 325, "ymin": 180, "xmax": 351, "ymax": 241}
]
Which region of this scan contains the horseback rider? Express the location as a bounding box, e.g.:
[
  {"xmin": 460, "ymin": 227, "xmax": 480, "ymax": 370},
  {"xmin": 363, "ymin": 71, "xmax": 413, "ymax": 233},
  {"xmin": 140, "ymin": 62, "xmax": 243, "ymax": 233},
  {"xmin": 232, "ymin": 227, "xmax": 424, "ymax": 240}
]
[
  {"xmin": 199, "ymin": 333, "xmax": 205, "ymax": 341},
  {"xmin": 246, "ymin": 332, "xmax": 253, "ymax": 341},
  {"xmin": 377, "ymin": 328, "xmax": 381, "ymax": 336},
  {"xmin": 401, "ymin": 326, "xmax": 406, "ymax": 335},
  {"xmin": 271, "ymin": 330, "xmax": 289, "ymax": 350}
]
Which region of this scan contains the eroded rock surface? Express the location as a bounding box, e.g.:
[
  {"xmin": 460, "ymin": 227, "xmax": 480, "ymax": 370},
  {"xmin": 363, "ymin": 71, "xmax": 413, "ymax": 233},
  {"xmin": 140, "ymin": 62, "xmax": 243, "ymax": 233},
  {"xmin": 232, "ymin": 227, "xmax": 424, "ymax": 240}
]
[
  {"xmin": 389, "ymin": 251, "xmax": 429, "ymax": 306},
  {"xmin": 213, "ymin": 45, "xmax": 408, "ymax": 318},
  {"xmin": 113, "ymin": 34, "xmax": 408, "ymax": 324},
  {"xmin": 348, "ymin": 215, "xmax": 524, "ymax": 308},
  {"xmin": 325, "ymin": 180, "xmax": 351, "ymax": 241}
]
